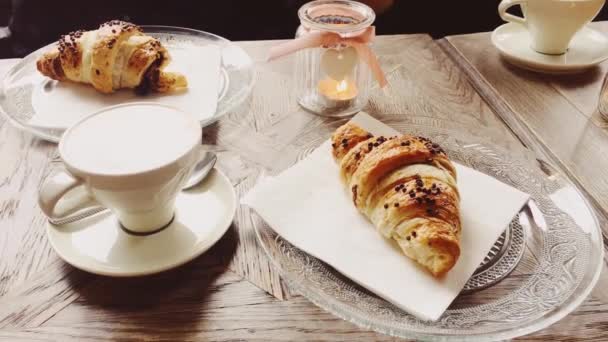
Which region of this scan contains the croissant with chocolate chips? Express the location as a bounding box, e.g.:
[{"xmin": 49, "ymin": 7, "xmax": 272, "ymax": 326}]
[
  {"xmin": 36, "ymin": 20, "xmax": 187, "ymax": 94},
  {"xmin": 332, "ymin": 122, "xmax": 461, "ymax": 277}
]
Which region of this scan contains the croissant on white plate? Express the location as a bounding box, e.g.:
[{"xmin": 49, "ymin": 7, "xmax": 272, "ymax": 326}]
[
  {"xmin": 331, "ymin": 122, "xmax": 461, "ymax": 277},
  {"xmin": 36, "ymin": 20, "xmax": 187, "ymax": 94}
]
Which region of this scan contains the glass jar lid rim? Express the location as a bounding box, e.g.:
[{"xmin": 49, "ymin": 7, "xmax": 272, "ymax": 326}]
[{"xmin": 298, "ymin": 0, "xmax": 376, "ymax": 34}]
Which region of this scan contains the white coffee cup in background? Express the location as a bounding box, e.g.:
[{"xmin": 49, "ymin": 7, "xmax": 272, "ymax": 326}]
[
  {"xmin": 39, "ymin": 102, "xmax": 202, "ymax": 233},
  {"xmin": 499, "ymin": 0, "xmax": 605, "ymax": 55}
]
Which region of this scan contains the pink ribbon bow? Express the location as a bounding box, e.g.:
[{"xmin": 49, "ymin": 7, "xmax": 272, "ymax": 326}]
[{"xmin": 268, "ymin": 26, "xmax": 388, "ymax": 88}]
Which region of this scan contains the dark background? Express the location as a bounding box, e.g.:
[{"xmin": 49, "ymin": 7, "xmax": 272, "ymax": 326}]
[{"xmin": 1, "ymin": 0, "xmax": 608, "ymax": 58}]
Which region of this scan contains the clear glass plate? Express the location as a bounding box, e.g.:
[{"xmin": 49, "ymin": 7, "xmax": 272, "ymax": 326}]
[
  {"xmin": 0, "ymin": 26, "xmax": 254, "ymax": 142},
  {"xmin": 251, "ymin": 116, "xmax": 604, "ymax": 341}
]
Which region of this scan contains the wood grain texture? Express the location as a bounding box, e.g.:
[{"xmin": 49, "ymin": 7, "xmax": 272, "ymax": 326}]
[
  {"xmin": 0, "ymin": 260, "xmax": 92, "ymax": 329},
  {"xmin": 0, "ymin": 32, "xmax": 607, "ymax": 341},
  {"xmin": 0, "ymin": 103, "xmax": 60, "ymax": 298},
  {"xmin": 38, "ymin": 273, "xmax": 397, "ymax": 341}
]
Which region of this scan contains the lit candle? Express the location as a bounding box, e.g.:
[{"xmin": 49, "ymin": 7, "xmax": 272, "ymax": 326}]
[
  {"xmin": 318, "ymin": 77, "xmax": 358, "ymax": 108},
  {"xmin": 317, "ymin": 46, "xmax": 359, "ymax": 110}
]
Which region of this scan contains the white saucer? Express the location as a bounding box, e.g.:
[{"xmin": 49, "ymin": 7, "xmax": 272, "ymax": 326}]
[
  {"xmin": 46, "ymin": 168, "xmax": 236, "ymax": 277},
  {"xmin": 491, "ymin": 23, "xmax": 608, "ymax": 74}
]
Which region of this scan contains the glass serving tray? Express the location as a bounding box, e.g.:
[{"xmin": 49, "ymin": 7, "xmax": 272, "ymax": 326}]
[
  {"xmin": 251, "ymin": 116, "xmax": 604, "ymax": 341},
  {"xmin": 0, "ymin": 26, "xmax": 254, "ymax": 142}
]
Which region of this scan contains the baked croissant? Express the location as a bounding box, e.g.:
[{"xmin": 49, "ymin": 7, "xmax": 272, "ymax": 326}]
[
  {"xmin": 36, "ymin": 20, "xmax": 187, "ymax": 94},
  {"xmin": 331, "ymin": 123, "xmax": 461, "ymax": 276}
]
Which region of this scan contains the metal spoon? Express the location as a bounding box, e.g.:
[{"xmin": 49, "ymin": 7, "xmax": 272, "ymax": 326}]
[
  {"xmin": 48, "ymin": 152, "xmax": 217, "ymax": 225},
  {"xmin": 183, "ymin": 151, "xmax": 217, "ymax": 190},
  {"xmin": 598, "ymin": 72, "xmax": 608, "ymax": 121}
]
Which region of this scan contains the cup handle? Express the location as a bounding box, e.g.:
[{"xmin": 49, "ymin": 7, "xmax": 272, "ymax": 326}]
[
  {"xmin": 38, "ymin": 169, "xmax": 98, "ymax": 222},
  {"xmin": 499, "ymin": 0, "xmax": 527, "ymax": 25}
]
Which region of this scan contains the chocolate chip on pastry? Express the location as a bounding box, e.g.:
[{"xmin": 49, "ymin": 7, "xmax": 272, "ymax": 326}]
[
  {"xmin": 331, "ymin": 122, "xmax": 461, "ymax": 277},
  {"xmin": 36, "ymin": 20, "xmax": 187, "ymax": 94}
]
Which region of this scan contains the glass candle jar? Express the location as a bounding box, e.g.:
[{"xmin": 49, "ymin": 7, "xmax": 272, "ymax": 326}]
[{"xmin": 295, "ymin": 0, "xmax": 376, "ymax": 117}]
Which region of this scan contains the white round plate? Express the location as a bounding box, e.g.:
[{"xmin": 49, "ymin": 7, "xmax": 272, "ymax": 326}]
[
  {"xmin": 491, "ymin": 23, "xmax": 608, "ymax": 74},
  {"xmin": 0, "ymin": 26, "xmax": 254, "ymax": 142},
  {"xmin": 46, "ymin": 168, "xmax": 236, "ymax": 277}
]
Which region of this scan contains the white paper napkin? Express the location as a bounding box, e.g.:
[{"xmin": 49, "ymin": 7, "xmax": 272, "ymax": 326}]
[
  {"xmin": 242, "ymin": 112, "xmax": 530, "ymax": 321},
  {"xmin": 28, "ymin": 44, "xmax": 222, "ymax": 129}
]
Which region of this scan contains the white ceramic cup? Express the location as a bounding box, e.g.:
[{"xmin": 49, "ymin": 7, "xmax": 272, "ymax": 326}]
[
  {"xmin": 499, "ymin": 0, "xmax": 605, "ymax": 55},
  {"xmin": 39, "ymin": 102, "xmax": 202, "ymax": 233}
]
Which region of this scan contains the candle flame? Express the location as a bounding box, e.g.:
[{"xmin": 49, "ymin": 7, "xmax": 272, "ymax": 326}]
[
  {"xmin": 336, "ymin": 79, "xmax": 348, "ymax": 93},
  {"xmin": 318, "ymin": 78, "xmax": 357, "ymax": 101}
]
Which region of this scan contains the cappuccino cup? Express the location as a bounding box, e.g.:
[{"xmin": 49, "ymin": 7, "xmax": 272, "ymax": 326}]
[
  {"xmin": 39, "ymin": 102, "xmax": 202, "ymax": 233},
  {"xmin": 499, "ymin": 0, "xmax": 605, "ymax": 55}
]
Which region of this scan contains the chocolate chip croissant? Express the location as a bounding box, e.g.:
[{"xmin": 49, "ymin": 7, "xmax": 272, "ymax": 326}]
[
  {"xmin": 332, "ymin": 123, "xmax": 461, "ymax": 276},
  {"xmin": 36, "ymin": 20, "xmax": 187, "ymax": 94}
]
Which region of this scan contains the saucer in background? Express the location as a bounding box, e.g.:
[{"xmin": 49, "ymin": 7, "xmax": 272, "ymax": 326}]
[{"xmin": 491, "ymin": 23, "xmax": 608, "ymax": 74}]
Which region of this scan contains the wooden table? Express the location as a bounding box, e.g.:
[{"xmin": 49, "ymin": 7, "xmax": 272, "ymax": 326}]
[{"xmin": 1, "ymin": 28, "xmax": 607, "ymax": 341}]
